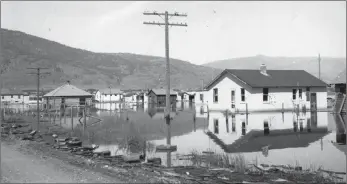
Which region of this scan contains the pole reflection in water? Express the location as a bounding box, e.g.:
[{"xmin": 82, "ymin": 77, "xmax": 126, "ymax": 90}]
[
  {"xmin": 232, "ymin": 115, "xmax": 236, "ymax": 132},
  {"xmin": 242, "ymin": 122, "xmax": 246, "ymax": 135}
]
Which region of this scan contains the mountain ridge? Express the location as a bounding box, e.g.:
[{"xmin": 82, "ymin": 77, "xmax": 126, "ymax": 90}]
[
  {"xmin": 0, "ymin": 28, "xmax": 220, "ymax": 90},
  {"xmin": 203, "ymin": 55, "xmax": 346, "ymax": 83}
]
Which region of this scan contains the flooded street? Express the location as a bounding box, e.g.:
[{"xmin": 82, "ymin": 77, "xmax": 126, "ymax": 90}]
[{"xmin": 3, "ymin": 102, "xmax": 347, "ymax": 178}]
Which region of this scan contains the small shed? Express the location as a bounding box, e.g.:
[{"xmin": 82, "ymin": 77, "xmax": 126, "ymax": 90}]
[
  {"xmin": 148, "ymin": 89, "xmax": 177, "ymax": 107},
  {"xmin": 43, "ymin": 81, "xmax": 93, "ymax": 109},
  {"xmin": 331, "ymin": 69, "xmax": 346, "ymax": 94}
]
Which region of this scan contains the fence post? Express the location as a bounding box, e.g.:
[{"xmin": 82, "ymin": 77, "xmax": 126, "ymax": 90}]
[
  {"xmin": 71, "ymin": 106, "xmax": 73, "ymax": 131},
  {"xmin": 64, "ymin": 104, "xmax": 66, "ymax": 124}
]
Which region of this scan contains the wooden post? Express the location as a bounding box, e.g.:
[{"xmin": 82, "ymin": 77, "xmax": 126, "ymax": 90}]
[
  {"xmin": 83, "ymin": 107, "xmax": 86, "ymax": 127},
  {"xmin": 71, "ymin": 106, "xmax": 73, "ymax": 131},
  {"xmin": 59, "ymin": 102, "xmax": 62, "ymax": 127},
  {"xmin": 64, "ymin": 104, "xmax": 66, "ymax": 124},
  {"xmin": 53, "ymin": 98, "xmax": 56, "ymax": 124},
  {"xmin": 83, "ymin": 107, "xmax": 86, "ymax": 134}
]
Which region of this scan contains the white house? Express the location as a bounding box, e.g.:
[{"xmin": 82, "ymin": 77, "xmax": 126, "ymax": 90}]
[
  {"xmin": 124, "ymin": 93, "xmax": 137, "ymax": 103},
  {"xmin": 193, "ymin": 90, "xmax": 208, "ymax": 104},
  {"xmin": 203, "ymin": 65, "xmax": 328, "ymax": 113},
  {"xmin": 0, "ymin": 89, "xmax": 26, "ymax": 104},
  {"xmin": 95, "ymin": 88, "xmax": 123, "ymax": 102}
]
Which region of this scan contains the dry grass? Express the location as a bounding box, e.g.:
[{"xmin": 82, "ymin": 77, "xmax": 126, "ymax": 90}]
[{"xmin": 188, "ymin": 150, "xmax": 247, "ymax": 173}]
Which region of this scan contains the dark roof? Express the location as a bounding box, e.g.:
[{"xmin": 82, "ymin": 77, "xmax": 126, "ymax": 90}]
[
  {"xmin": 149, "ymin": 89, "xmax": 176, "ymax": 95},
  {"xmin": 205, "ymin": 69, "xmax": 327, "ymax": 89}
]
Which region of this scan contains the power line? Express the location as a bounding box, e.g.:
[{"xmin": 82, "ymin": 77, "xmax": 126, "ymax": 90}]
[
  {"xmin": 143, "ymin": 11, "xmax": 187, "ymax": 146},
  {"xmin": 318, "ymin": 53, "xmax": 321, "ymax": 80},
  {"xmin": 27, "ymin": 67, "xmax": 50, "ymax": 130}
]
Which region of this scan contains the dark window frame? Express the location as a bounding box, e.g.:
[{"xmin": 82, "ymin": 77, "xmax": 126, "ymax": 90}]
[
  {"xmin": 263, "ymin": 88, "xmax": 269, "ymax": 102},
  {"xmin": 293, "ymin": 89, "xmax": 297, "ymax": 100},
  {"xmin": 231, "ymin": 90, "xmax": 235, "ymax": 102},
  {"xmin": 241, "ymin": 88, "xmax": 245, "ymax": 102},
  {"xmin": 298, "ymin": 89, "xmax": 302, "ymax": 99},
  {"xmin": 213, "ymin": 88, "xmax": 218, "ymax": 103}
]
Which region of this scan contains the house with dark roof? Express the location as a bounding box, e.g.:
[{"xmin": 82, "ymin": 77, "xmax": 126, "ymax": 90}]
[
  {"xmin": 147, "ymin": 89, "xmax": 177, "ymax": 107},
  {"xmin": 204, "ymin": 64, "xmax": 328, "ymax": 112}
]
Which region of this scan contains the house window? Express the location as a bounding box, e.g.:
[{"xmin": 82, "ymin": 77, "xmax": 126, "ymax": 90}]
[
  {"xmin": 11, "ymin": 95, "xmax": 13, "ymax": 98},
  {"xmin": 200, "ymin": 94, "xmax": 204, "ymax": 102},
  {"xmin": 1, "ymin": 96, "xmax": 3, "ymax": 99},
  {"xmin": 213, "ymin": 88, "xmax": 218, "ymax": 103},
  {"xmin": 241, "ymin": 88, "xmax": 245, "ymax": 102},
  {"xmin": 298, "ymin": 89, "xmax": 302, "ymax": 99},
  {"xmin": 18, "ymin": 95, "xmax": 20, "ymax": 99},
  {"xmin": 306, "ymin": 87, "xmax": 310, "ymax": 101},
  {"xmin": 231, "ymin": 90, "xmax": 235, "ymax": 102},
  {"xmin": 263, "ymin": 88, "xmax": 269, "ymax": 102},
  {"xmin": 292, "ymin": 89, "xmax": 297, "ymax": 100}
]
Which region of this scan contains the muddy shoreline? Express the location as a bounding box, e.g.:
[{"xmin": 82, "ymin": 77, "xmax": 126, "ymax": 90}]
[{"xmin": 1, "ymin": 116, "xmax": 343, "ymax": 184}]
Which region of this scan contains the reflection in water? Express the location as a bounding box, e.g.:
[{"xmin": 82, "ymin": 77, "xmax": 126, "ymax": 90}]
[
  {"xmin": 226, "ymin": 116, "xmax": 229, "ymax": 133},
  {"xmin": 214, "ymin": 119, "xmax": 219, "ymax": 134},
  {"xmin": 7, "ymin": 102, "xmax": 344, "ymax": 174},
  {"xmin": 264, "ymin": 120, "xmax": 269, "ymax": 135},
  {"xmin": 242, "ymin": 121, "xmax": 246, "ymax": 135},
  {"xmin": 232, "ymin": 115, "xmax": 236, "ymax": 132}
]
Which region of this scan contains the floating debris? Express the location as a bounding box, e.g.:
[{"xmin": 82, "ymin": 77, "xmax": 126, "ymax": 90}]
[{"xmin": 156, "ymin": 145, "xmax": 177, "ymax": 152}]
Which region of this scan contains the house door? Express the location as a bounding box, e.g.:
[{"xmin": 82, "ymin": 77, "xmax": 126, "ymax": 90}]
[
  {"xmin": 231, "ymin": 90, "xmax": 236, "ymax": 109},
  {"xmin": 310, "ymin": 93, "xmax": 317, "ymax": 111}
]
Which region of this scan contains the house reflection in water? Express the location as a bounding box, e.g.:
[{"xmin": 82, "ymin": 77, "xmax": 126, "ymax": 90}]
[{"xmin": 205, "ymin": 111, "xmax": 329, "ymax": 155}]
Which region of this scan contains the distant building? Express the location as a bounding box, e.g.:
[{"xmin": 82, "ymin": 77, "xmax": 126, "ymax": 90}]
[
  {"xmin": 147, "ymin": 89, "xmax": 177, "ymax": 107},
  {"xmin": 85, "ymin": 89, "xmax": 99, "ymax": 102},
  {"xmin": 192, "ymin": 90, "xmax": 208, "ymax": 104},
  {"xmin": 331, "ymin": 69, "xmax": 346, "ymax": 94},
  {"xmin": 203, "ymin": 64, "xmax": 328, "ymax": 113},
  {"xmin": 176, "ymin": 91, "xmax": 195, "ymax": 102},
  {"xmin": 43, "ymin": 81, "xmax": 93, "ymax": 109},
  {"xmin": 95, "ymin": 88, "xmax": 122, "ymax": 102},
  {"xmin": 0, "ymin": 89, "xmax": 25, "ymax": 104}
]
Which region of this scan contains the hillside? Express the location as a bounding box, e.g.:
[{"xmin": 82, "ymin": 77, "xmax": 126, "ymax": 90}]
[
  {"xmin": 203, "ymin": 55, "xmax": 346, "ymax": 84},
  {"xmin": 0, "ymin": 28, "xmax": 220, "ymax": 90}
]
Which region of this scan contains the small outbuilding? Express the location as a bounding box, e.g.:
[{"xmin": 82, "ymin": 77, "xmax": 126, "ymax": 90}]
[{"xmin": 43, "ymin": 81, "xmax": 93, "ymax": 109}]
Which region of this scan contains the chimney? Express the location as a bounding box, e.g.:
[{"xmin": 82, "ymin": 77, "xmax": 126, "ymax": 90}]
[{"xmin": 260, "ymin": 64, "xmax": 267, "ymax": 75}]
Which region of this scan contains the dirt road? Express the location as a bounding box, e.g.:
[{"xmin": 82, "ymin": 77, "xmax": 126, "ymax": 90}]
[{"xmin": 1, "ymin": 142, "xmax": 121, "ymax": 183}]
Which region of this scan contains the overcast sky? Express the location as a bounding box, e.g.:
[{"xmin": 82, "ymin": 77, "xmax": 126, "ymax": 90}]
[{"xmin": 1, "ymin": 1, "xmax": 346, "ymax": 65}]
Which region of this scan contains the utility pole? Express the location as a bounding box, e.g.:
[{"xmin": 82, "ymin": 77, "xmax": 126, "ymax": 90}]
[
  {"xmin": 143, "ymin": 11, "xmax": 187, "ymax": 146},
  {"xmin": 318, "ymin": 53, "xmax": 321, "ymax": 80},
  {"xmin": 27, "ymin": 67, "xmax": 50, "ymax": 130}
]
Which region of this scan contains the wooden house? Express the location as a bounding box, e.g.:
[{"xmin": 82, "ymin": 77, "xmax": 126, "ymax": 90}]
[
  {"xmin": 148, "ymin": 89, "xmax": 177, "ymax": 107},
  {"xmin": 204, "ymin": 64, "xmax": 328, "ymax": 113},
  {"xmin": 43, "ymin": 81, "xmax": 93, "ymax": 109}
]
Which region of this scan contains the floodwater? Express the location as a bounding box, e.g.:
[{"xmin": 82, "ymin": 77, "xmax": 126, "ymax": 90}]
[{"xmin": 2, "ymin": 102, "xmax": 347, "ymax": 176}]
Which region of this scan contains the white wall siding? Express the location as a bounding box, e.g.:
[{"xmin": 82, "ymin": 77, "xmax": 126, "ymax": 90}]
[
  {"xmin": 204, "ymin": 76, "xmax": 328, "ymax": 112},
  {"xmin": 1, "ymin": 94, "xmax": 25, "ymax": 104}
]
